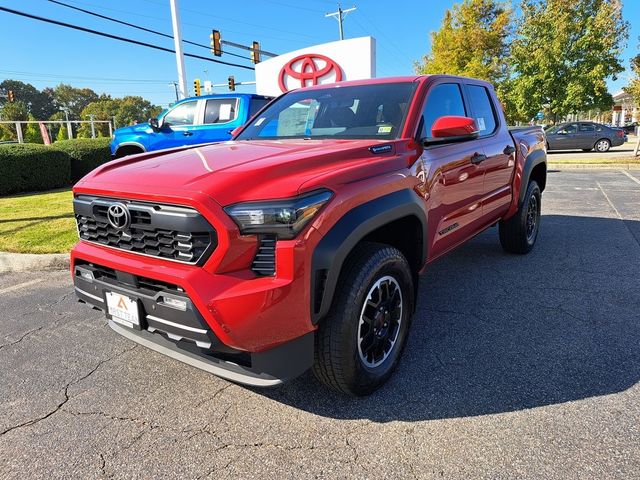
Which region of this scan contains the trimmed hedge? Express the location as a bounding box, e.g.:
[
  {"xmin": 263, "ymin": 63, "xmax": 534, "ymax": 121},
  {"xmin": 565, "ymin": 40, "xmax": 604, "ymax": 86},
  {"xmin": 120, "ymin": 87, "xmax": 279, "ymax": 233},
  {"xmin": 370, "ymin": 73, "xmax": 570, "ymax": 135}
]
[
  {"xmin": 53, "ymin": 137, "xmax": 112, "ymax": 182},
  {"xmin": 0, "ymin": 138, "xmax": 113, "ymax": 195},
  {"xmin": 0, "ymin": 144, "xmax": 71, "ymax": 195}
]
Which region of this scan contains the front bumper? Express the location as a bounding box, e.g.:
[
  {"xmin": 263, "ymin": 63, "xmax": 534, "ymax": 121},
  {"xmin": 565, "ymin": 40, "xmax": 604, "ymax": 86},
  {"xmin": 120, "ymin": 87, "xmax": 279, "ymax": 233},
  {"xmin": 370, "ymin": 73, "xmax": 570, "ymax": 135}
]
[{"xmin": 72, "ymin": 252, "xmax": 314, "ymax": 386}]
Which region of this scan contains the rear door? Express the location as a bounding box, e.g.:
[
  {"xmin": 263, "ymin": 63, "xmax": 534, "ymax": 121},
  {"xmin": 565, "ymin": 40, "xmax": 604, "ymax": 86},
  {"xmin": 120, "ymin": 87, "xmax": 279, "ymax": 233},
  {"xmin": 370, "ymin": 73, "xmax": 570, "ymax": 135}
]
[
  {"xmin": 550, "ymin": 123, "xmax": 578, "ymax": 150},
  {"xmin": 418, "ymin": 81, "xmax": 487, "ymax": 260},
  {"xmin": 463, "ymin": 82, "xmax": 515, "ymax": 220},
  {"xmin": 190, "ymin": 97, "xmax": 240, "ymax": 144}
]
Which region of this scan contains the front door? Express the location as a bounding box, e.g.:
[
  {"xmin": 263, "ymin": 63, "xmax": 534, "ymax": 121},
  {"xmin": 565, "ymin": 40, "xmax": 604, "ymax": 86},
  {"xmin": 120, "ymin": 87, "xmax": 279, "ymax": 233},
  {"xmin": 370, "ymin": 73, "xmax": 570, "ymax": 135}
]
[
  {"xmin": 151, "ymin": 100, "xmax": 200, "ymax": 150},
  {"xmin": 418, "ymin": 82, "xmax": 487, "ymax": 260}
]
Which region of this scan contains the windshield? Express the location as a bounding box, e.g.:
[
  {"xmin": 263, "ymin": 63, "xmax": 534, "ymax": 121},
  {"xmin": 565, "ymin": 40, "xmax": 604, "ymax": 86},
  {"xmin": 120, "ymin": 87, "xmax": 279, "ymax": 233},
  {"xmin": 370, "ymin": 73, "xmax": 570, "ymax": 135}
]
[{"xmin": 236, "ymin": 82, "xmax": 417, "ymax": 141}]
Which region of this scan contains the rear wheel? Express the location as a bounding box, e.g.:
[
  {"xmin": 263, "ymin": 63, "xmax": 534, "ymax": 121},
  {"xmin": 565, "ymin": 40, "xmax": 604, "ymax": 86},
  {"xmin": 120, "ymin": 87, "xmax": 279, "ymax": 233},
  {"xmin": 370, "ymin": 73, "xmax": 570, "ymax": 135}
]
[
  {"xmin": 499, "ymin": 180, "xmax": 541, "ymax": 254},
  {"xmin": 594, "ymin": 138, "xmax": 611, "ymax": 152},
  {"xmin": 313, "ymin": 242, "xmax": 414, "ymax": 396}
]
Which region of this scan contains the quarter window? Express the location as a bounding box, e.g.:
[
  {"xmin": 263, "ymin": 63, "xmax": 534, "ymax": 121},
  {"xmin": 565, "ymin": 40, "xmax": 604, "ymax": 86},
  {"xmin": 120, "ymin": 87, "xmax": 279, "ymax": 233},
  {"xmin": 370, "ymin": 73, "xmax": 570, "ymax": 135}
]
[
  {"xmin": 204, "ymin": 98, "xmax": 238, "ymax": 124},
  {"xmin": 467, "ymin": 85, "xmax": 498, "ymax": 135},
  {"xmin": 162, "ymin": 101, "xmax": 197, "ymax": 126},
  {"xmin": 421, "ymin": 83, "xmax": 466, "ymax": 139}
]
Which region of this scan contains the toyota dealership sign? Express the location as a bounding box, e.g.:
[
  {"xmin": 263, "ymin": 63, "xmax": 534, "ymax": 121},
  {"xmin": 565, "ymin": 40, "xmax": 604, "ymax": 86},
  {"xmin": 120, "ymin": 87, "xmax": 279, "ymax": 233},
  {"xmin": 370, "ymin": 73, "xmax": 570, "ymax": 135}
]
[{"xmin": 255, "ymin": 36, "xmax": 376, "ymax": 97}]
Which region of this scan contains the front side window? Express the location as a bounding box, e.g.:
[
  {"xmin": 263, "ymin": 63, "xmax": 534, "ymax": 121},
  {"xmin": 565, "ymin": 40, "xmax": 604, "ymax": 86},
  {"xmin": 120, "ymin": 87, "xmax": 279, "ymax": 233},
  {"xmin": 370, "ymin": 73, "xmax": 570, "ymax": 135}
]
[
  {"xmin": 236, "ymin": 82, "xmax": 417, "ymax": 140},
  {"xmin": 466, "ymin": 85, "xmax": 498, "ymax": 135},
  {"xmin": 421, "ymin": 83, "xmax": 467, "ymax": 139},
  {"xmin": 248, "ymin": 98, "xmax": 270, "ymax": 119},
  {"xmin": 162, "ymin": 101, "xmax": 197, "ymax": 126},
  {"xmin": 204, "ymin": 98, "xmax": 238, "ymax": 124},
  {"xmin": 563, "ymin": 124, "xmax": 578, "ymax": 134}
]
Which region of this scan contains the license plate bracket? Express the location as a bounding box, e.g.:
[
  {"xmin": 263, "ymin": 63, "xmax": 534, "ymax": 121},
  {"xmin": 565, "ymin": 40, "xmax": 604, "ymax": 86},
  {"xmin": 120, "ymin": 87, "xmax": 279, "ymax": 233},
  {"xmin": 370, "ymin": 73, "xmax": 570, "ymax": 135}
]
[{"xmin": 105, "ymin": 292, "xmax": 141, "ymax": 330}]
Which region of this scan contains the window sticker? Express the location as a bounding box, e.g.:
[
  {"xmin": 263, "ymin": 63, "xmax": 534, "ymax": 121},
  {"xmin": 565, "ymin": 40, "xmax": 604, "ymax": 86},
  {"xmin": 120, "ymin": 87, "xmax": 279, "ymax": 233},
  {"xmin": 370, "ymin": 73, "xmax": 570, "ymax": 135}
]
[
  {"xmin": 477, "ymin": 117, "xmax": 486, "ymax": 131},
  {"xmin": 219, "ymin": 103, "xmax": 232, "ymax": 121},
  {"xmin": 255, "ymin": 117, "xmax": 266, "ymax": 126},
  {"xmin": 378, "ymin": 125, "xmax": 392, "ymax": 134}
]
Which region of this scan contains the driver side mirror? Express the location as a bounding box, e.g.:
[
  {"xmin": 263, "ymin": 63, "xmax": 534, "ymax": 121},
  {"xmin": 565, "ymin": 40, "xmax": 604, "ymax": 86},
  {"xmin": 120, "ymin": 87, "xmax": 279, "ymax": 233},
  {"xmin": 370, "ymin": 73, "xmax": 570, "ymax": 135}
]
[
  {"xmin": 149, "ymin": 117, "xmax": 160, "ymax": 132},
  {"xmin": 424, "ymin": 116, "xmax": 479, "ymax": 145}
]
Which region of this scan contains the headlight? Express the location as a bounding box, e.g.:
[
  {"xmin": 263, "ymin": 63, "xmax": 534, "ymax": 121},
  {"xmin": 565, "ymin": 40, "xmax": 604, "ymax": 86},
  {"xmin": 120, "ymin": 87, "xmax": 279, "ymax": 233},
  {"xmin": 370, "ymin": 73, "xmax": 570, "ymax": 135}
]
[{"xmin": 224, "ymin": 190, "xmax": 333, "ymax": 240}]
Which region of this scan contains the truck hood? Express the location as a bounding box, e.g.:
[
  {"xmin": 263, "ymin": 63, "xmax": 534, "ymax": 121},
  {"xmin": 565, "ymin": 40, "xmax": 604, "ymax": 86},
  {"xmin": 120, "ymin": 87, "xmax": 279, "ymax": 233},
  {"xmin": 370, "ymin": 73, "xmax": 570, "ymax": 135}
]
[
  {"xmin": 77, "ymin": 139, "xmax": 398, "ymax": 205},
  {"xmin": 114, "ymin": 123, "xmax": 151, "ymax": 136}
]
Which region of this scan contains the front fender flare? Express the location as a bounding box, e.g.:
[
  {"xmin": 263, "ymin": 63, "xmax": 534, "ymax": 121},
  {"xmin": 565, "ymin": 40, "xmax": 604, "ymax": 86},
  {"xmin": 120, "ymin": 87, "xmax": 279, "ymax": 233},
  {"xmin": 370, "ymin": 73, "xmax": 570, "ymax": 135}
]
[{"xmin": 310, "ymin": 189, "xmax": 427, "ymax": 324}]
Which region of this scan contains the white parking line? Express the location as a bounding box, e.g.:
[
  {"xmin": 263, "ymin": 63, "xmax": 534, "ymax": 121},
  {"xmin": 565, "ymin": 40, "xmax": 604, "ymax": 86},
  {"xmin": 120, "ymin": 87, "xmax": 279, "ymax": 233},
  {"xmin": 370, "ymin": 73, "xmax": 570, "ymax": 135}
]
[
  {"xmin": 0, "ymin": 278, "xmax": 46, "ymax": 295},
  {"xmin": 620, "ymin": 169, "xmax": 640, "ymax": 186},
  {"xmin": 596, "ymin": 182, "xmax": 623, "ymax": 220}
]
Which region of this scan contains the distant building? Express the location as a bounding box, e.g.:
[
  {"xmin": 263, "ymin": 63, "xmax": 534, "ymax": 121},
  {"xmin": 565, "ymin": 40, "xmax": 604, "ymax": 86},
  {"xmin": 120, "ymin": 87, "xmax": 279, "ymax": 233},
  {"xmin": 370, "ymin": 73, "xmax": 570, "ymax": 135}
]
[{"xmin": 612, "ymin": 91, "xmax": 638, "ymax": 126}]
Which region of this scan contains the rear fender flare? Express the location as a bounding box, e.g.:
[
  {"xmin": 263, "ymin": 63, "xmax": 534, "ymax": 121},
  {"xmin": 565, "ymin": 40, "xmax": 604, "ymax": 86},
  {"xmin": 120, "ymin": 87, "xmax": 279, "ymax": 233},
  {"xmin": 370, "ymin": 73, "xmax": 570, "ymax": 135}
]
[
  {"xmin": 310, "ymin": 189, "xmax": 428, "ymax": 324},
  {"xmin": 518, "ymin": 148, "xmax": 547, "ymax": 208}
]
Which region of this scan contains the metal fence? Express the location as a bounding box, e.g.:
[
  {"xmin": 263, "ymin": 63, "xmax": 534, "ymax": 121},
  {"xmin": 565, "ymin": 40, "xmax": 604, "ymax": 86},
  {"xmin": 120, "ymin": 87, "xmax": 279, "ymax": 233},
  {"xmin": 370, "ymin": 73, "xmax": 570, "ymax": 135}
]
[{"xmin": 0, "ymin": 120, "xmax": 113, "ymax": 143}]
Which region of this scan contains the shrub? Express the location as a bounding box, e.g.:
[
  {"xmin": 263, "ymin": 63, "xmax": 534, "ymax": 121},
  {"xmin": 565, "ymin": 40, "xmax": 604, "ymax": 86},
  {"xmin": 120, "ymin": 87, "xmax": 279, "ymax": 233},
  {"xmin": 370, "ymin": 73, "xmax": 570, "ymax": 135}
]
[
  {"xmin": 0, "ymin": 144, "xmax": 70, "ymax": 195},
  {"xmin": 53, "ymin": 137, "xmax": 112, "ymax": 182}
]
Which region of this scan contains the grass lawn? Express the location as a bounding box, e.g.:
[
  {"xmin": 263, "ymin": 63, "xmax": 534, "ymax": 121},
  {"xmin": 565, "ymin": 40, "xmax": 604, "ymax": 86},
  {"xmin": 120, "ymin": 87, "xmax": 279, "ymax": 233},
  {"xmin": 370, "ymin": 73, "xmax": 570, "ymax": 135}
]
[{"xmin": 0, "ymin": 189, "xmax": 77, "ymax": 254}]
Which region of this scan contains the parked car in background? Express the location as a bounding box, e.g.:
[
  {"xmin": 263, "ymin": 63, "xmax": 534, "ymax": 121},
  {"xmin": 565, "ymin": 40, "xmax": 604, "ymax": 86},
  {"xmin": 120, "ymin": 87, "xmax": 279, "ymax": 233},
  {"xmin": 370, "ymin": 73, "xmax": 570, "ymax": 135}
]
[
  {"xmin": 110, "ymin": 93, "xmax": 272, "ymax": 158},
  {"xmin": 621, "ymin": 122, "xmax": 639, "ymax": 135},
  {"xmin": 545, "ymin": 121, "xmax": 626, "ymax": 152}
]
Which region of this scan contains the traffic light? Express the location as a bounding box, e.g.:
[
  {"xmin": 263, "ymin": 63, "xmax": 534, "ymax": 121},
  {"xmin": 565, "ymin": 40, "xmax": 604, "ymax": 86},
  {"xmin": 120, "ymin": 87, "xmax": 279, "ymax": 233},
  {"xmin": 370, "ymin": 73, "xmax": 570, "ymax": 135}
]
[
  {"xmin": 193, "ymin": 79, "xmax": 202, "ymax": 97},
  {"xmin": 228, "ymin": 76, "xmax": 235, "ymax": 92},
  {"xmin": 7, "ymin": 90, "xmax": 14, "ymax": 102},
  {"xmin": 210, "ymin": 30, "xmax": 222, "ymax": 57},
  {"xmin": 250, "ymin": 41, "xmax": 261, "ymax": 64}
]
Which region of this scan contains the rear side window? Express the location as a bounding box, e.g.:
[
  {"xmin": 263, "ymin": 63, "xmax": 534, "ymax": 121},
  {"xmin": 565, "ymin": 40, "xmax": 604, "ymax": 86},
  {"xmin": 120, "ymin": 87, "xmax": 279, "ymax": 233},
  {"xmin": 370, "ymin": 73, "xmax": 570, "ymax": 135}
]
[
  {"xmin": 579, "ymin": 123, "xmax": 595, "ymax": 132},
  {"xmin": 248, "ymin": 98, "xmax": 270, "ymax": 119},
  {"xmin": 421, "ymin": 83, "xmax": 466, "ymax": 139},
  {"xmin": 204, "ymin": 98, "xmax": 238, "ymax": 124},
  {"xmin": 466, "ymin": 85, "xmax": 498, "ymax": 135}
]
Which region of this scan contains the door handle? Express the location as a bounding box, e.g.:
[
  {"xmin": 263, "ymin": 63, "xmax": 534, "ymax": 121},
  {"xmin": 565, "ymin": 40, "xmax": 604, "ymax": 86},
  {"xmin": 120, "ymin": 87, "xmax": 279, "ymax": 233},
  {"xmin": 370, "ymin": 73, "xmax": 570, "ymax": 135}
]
[
  {"xmin": 183, "ymin": 131, "xmax": 193, "ymax": 136},
  {"xmin": 471, "ymin": 153, "xmax": 487, "ymax": 164},
  {"xmin": 503, "ymin": 145, "xmax": 516, "ymax": 155}
]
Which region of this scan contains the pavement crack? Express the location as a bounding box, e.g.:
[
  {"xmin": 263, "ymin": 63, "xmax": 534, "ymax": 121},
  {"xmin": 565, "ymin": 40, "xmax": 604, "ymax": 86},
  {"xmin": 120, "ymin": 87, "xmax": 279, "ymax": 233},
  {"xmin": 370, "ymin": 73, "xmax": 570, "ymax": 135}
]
[
  {"xmin": 0, "ymin": 345, "xmax": 137, "ymax": 436},
  {"xmin": 0, "ymin": 326, "xmax": 44, "ymax": 351}
]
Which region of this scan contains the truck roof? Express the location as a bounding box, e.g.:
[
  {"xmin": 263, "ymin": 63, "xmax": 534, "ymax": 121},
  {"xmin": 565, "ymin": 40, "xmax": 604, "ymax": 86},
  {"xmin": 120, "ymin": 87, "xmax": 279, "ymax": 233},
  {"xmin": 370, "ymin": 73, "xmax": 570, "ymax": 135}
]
[{"xmin": 175, "ymin": 93, "xmax": 272, "ymax": 103}]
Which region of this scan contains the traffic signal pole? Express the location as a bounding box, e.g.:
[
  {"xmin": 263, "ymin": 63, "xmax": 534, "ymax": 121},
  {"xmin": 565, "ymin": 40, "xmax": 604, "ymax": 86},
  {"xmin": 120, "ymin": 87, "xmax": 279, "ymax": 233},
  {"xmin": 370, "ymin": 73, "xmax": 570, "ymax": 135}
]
[{"xmin": 169, "ymin": 0, "xmax": 188, "ymax": 99}]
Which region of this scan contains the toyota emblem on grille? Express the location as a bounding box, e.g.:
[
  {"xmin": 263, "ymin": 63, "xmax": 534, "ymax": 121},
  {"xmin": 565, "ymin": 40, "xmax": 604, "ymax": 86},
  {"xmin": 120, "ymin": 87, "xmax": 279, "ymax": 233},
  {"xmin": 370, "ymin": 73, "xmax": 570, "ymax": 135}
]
[{"xmin": 107, "ymin": 203, "xmax": 130, "ymax": 230}]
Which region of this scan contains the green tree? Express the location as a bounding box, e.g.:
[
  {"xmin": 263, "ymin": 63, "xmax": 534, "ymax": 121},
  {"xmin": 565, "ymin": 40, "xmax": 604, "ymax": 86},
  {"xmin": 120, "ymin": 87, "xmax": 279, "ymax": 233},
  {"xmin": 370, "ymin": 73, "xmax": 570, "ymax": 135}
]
[
  {"xmin": 508, "ymin": 0, "xmax": 628, "ymax": 122},
  {"xmin": 77, "ymin": 96, "xmax": 162, "ymax": 138},
  {"xmin": 0, "ymin": 100, "xmax": 28, "ymax": 141},
  {"xmin": 56, "ymin": 123, "xmax": 69, "ymax": 142},
  {"xmin": 624, "ymin": 50, "xmax": 640, "ymax": 104},
  {"xmin": 51, "ymin": 83, "xmax": 100, "ymax": 120},
  {"xmin": 0, "ymin": 80, "xmax": 56, "ymax": 119},
  {"xmin": 23, "ymin": 114, "xmax": 44, "ymax": 144},
  {"xmin": 415, "ymin": 0, "xmax": 513, "ymax": 85}
]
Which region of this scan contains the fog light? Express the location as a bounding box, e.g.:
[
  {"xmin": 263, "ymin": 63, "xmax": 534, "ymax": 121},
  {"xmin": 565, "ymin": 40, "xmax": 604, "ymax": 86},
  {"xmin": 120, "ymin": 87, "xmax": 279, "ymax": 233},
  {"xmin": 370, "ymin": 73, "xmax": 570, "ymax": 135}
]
[
  {"xmin": 79, "ymin": 271, "xmax": 93, "ymax": 281},
  {"xmin": 162, "ymin": 297, "xmax": 187, "ymax": 311}
]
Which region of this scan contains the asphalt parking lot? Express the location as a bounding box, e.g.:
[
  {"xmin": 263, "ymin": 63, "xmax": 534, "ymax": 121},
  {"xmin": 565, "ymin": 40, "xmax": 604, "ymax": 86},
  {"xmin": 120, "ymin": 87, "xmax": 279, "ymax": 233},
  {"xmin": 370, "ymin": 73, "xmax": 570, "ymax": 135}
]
[{"xmin": 1, "ymin": 170, "xmax": 639, "ymax": 479}]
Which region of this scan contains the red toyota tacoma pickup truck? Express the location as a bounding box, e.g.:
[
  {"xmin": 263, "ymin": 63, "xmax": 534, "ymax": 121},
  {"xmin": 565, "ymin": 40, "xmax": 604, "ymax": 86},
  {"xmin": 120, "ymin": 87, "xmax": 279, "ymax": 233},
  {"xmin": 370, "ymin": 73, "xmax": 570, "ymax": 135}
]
[{"xmin": 72, "ymin": 75, "xmax": 546, "ymax": 396}]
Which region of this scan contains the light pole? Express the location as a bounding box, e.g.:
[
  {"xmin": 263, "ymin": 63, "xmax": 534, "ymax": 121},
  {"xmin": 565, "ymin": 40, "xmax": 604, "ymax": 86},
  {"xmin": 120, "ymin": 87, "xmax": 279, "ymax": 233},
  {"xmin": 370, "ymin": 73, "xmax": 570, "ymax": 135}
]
[{"xmin": 169, "ymin": 0, "xmax": 188, "ymax": 99}]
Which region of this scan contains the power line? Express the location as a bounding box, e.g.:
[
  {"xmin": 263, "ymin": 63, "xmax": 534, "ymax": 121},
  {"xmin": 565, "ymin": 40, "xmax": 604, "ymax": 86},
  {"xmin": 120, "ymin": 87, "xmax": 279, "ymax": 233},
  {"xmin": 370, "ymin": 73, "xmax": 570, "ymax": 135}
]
[
  {"xmin": 46, "ymin": 0, "xmax": 249, "ymax": 61},
  {"xmin": 0, "ymin": 6, "xmax": 255, "ymax": 71},
  {"xmin": 0, "ymin": 69, "xmax": 174, "ymax": 84}
]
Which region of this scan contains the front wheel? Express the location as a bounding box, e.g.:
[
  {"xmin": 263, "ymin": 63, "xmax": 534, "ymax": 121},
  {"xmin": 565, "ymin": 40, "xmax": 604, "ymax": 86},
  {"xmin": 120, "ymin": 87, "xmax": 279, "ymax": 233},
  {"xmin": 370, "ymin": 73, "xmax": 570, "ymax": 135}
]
[
  {"xmin": 499, "ymin": 181, "xmax": 541, "ymax": 254},
  {"xmin": 313, "ymin": 242, "xmax": 414, "ymax": 396},
  {"xmin": 595, "ymin": 138, "xmax": 611, "ymax": 152}
]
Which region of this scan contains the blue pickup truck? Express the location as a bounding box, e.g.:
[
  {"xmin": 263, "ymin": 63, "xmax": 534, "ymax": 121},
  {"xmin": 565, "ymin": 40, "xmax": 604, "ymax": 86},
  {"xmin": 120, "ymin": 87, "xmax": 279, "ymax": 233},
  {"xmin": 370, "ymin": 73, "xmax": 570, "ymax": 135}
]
[{"xmin": 110, "ymin": 93, "xmax": 272, "ymax": 158}]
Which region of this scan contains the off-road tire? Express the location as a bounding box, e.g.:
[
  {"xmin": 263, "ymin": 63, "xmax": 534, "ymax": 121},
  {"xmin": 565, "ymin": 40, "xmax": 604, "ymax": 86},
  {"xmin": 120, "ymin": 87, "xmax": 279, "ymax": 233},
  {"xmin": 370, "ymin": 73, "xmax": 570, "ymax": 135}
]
[
  {"xmin": 312, "ymin": 242, "xmax": 414, "ymax": 396},
  {"xmin": 499, "ymin": 180, "xmax": 541, "ymax": 254}
]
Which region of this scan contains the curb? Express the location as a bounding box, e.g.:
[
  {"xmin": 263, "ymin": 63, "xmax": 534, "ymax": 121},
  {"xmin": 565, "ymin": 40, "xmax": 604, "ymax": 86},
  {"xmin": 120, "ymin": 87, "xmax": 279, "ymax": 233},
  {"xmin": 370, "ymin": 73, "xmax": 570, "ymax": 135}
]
[
  {"xmin": 0, "ymin": 252, "xmax": 69, "ymax": 273},
  {"xmin": 548, "ymin": 163, "xmax": 640, "ymax": 170}
]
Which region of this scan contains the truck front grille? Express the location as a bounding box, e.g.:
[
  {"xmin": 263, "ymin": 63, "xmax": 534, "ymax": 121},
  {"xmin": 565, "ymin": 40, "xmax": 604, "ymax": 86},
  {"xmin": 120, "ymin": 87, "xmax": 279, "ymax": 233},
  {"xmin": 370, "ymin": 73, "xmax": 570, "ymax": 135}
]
[{"xmin": 74, "ymin": 195, "xmax": 217, "ymax": 265}]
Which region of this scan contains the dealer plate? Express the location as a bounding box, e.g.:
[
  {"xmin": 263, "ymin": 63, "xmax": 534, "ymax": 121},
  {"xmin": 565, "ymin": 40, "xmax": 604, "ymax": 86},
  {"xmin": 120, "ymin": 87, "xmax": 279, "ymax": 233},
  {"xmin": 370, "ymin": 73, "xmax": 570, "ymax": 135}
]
[{"xmin": 106, "ymin": 292, "xmax": 140, "ymax": 327}]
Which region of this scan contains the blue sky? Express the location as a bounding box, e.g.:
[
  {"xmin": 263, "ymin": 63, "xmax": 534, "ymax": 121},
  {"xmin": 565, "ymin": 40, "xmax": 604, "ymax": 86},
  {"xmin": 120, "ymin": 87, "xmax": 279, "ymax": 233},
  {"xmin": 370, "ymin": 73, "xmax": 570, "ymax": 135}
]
[{"xmin": 1, "ymin": 0, "xmax": 638, "ymax": 109}]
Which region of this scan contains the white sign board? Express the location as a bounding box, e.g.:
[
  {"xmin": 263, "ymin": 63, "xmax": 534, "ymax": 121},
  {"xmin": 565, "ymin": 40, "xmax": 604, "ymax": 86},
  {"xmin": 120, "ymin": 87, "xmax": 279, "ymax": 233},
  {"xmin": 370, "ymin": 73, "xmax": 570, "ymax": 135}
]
[{"xmin": 255, "ymin": 36, "xmax": 376, "ymax": 97}]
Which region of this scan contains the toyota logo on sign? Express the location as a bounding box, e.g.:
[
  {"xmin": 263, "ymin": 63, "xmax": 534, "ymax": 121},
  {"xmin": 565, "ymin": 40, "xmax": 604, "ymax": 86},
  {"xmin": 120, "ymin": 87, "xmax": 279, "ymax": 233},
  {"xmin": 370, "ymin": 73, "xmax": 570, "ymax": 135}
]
[
  {"xmin": 278, "ymin": 54, "xmax": 343, "ymax": 92},
  {"xmin": 107, "ymin": 203, "xmax": 131, "ymax": 230}
]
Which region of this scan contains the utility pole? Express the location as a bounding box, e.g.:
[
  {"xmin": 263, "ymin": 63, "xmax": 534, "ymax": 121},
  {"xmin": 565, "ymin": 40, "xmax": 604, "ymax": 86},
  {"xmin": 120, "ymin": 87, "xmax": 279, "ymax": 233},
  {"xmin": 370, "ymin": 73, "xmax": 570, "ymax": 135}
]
[
  {"xmin": 325, "ymin": 4, "xmax": 356, "ymax": 40},
  {"xmin": 169, "ymin": 82, "xmax": 179, "ymax": 102},
  {"xmin": 169, "ymin": 0, "xmax": 188, "ymax": 99}
]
